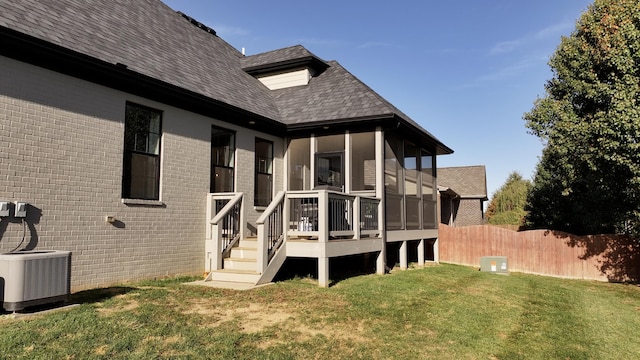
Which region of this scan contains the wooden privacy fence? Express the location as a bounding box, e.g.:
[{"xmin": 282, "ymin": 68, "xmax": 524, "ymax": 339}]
[{"xmin": 439, "ymin": 224, "xmax": 637, "ymax": 282}]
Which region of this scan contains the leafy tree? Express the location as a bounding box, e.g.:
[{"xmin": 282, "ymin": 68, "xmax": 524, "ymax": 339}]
[
  {"xmin": 523, "ymin": 0, "xmax": 640, "ymax": 236},
  {"xmin": 485, "ymin": 172, "xmax": 531, "ymax": 226}
]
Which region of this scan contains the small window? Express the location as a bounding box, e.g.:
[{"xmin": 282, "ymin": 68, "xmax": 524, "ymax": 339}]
[
  {"xmin": 255, "ymin": 138, "xmax": 273, "ymax": 206},
  {"xmin": 211, "ymin": 126, "xmax": 235, "ymax": 193},
  {"xmin": 122, "ymin": 102, "xmax": 162, "ymax": 200}
]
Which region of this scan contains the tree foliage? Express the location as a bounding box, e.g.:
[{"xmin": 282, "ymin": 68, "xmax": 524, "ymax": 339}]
[
  {"xmin": 486, "ymin": 172, "xmax": 531, "ymax": 226},
  {"xmin": 523, "ymin": 0, "xmax": 640, "ymax": 236}
]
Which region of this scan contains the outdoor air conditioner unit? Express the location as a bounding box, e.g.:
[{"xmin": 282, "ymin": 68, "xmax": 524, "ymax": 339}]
[{"xmin": 0, "ymin": 250, "xmax": 72, "ymax": 312}]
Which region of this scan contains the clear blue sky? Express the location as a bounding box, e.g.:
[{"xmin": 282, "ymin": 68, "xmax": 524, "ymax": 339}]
[{"xmin": 162, "ymin": 0, "xmax": 592, "ymax": 200}]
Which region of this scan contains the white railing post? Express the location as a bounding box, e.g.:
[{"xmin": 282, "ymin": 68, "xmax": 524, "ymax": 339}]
[
  {"xmin": 283, "ymin": 192, "xmax": 290, "ymax": 240},
  {"xmin": 257, "ymin": 222, "xmax": 267, "ymax": 274},
  {"xmin": 212, "ymin": 223, "xmax": 223, "ymax": 270},
  {"xmin": 318, "ymin": 190, "xmax": 329, "ymax": 243},
  {"xmin": 239, "ymin": 197, "xmax": 246, "ymax": 242},
  {"xmin": 354, "ymin": 195, "xmax": 361, "ymax": 240}
]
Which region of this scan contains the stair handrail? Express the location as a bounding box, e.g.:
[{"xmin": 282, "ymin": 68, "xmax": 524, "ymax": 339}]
[
  {"xmin": 256, "ymin": 191, "xmax": 286, "ymax": 274},
  {"xmin": 208, "ymin": 192, "xmax": 244, "ymax": 271},
  {"xmin": 210, "ymin": 192, "xmax": 243, "ymax": 226}
]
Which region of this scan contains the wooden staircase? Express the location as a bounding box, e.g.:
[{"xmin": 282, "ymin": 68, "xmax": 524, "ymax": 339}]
[{"xmin": 206, "ymin": 237, "xmax": 262, "ymax": 288}]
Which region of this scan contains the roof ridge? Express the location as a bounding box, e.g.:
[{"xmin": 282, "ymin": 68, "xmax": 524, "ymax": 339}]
[{"xmin": 177, "ymin": 11, "xmax": 216, "ymax": 36}]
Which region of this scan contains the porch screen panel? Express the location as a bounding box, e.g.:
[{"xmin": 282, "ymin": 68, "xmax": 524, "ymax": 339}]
[
  {"xmin": 211, "ymin": 126, "xmax": 235, "ymax": 193},
  {"xmin": 385, "ymin": 134, "xmax": 403, "ymax": 230},
  {"xmin": 316, "ymin": 134, "xmax": 345, "ymax": 153},
  {"xmin": 405, "ymin": 141, "xmax": 420, "ymax": 229},
  {"xmin": 421, "ymin": 149, "xmax": 437, "ymax": 229},
  {"xmin": 351, "ymin": 132, "xmax": 376, "ymax": 191},
  {"xmin": 288, "ymin": 138, "xmax": 310, "ymax": 190},
  {"xmin": 315, "ymin": 134, "xmax": 345, "ymax": 189}
]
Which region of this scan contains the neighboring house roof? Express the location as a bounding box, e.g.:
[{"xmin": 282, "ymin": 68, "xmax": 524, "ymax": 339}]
[
  {"xmin": 0, "ymin": 0, "xmax": 453, "ymax": 154},
  {"xmin": 438, "ymin": 166, "xmax": 488, "ymax": 200}
]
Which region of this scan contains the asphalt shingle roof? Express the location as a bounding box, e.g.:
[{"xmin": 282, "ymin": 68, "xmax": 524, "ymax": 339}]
[
  {"xmin": 439, "ymin": 166, "xmax": 488, "ymax": 199},
  {"xmin": 272, "ymin": 60, "xmax": 397, "ymax": 124},
  {"xmin": 241, "ymin": 45, "xmax": 328, "ymax": 73},
  {"xmin": 0, "ymin": 0, "xmax": 281, "ymax": 121},
  {"xmin": 1, "ymin": 0, "xmax": 452, "ymax": 154}
]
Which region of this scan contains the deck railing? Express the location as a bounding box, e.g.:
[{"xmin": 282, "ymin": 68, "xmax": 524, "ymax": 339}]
[
  {"xmin": 208, "ymin": 190, "xmax": 381, "ymax": 275},
  {"xmin": 359, "ymin": 196, "xmax": 380, "ymax": 237},
  {"xmin": 206, "ymin": 192, "xmax": 244, "ymax": 271},
  {"xmin": 286, "ymin": 190, "xmax": 381, "ymax": 240}
]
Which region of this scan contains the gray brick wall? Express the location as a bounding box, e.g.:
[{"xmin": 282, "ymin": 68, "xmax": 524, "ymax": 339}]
[{"xmin": 0, "ymin": 56, "xmax": 283, "ymax": 290}]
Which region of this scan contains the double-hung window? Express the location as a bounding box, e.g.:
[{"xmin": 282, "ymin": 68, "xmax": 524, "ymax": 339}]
[
  {"xmin": 122, "ymin": 102, "xmax": 162, "ymax": 200},
  {"xmin": 211, "ymin": 126, "xmax": 235, "ymax": 193},
  {"xmin": 255, "ymin": 138, "xmax": 273, "ymax": 207}
]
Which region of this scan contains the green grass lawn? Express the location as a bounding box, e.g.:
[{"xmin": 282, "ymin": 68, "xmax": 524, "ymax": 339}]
[{"xmin": 1, "ymin": 264, "xmax": 639, "ymax": 359}]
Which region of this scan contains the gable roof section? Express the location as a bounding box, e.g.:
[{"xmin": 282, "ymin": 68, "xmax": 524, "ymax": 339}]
[
  {"xmin": 267, "ymin": 57, "xmax": 453, "ymax": 154},
  {"xmin": 438, "ymin": 166, "xmax": 488, "ymax": 200},
  {"xmin": 0, "ymin": 0, "xmax": 281, "ymax": 123}
]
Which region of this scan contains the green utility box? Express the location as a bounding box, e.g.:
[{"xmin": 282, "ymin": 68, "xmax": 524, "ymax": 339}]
[{"xmin": 480, "ymin": 256, "xmax": 508, "ymax": 274}]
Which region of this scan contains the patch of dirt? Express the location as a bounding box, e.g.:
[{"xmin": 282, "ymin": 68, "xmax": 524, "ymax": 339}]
[
  {"xmin": 94, "ymin": 345, "xmax": 107, "ymax": 356},
  {"xmin": 96, "ymin": 295, "xmax": 139, "ymax": 316},
  {"xmin": 183, "ymin": 301, "xmax": 293, "ymax": 333},
  {"xmin": 257, "ymin": 319, "xmax": 370, "ymax": 350}
]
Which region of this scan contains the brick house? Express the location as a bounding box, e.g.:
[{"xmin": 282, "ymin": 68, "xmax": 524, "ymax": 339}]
[
  {"xmin": 0, "ymin": 0, "xmax": 452, "ymax": 290},
  {"xmin": 438, "ymin": 166, "xmax": 488, "ymax": 227}
]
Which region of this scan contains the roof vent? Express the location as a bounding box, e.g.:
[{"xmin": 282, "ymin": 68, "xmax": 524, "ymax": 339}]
[{"xmin": 177, "ymin": 11, "xmax": 216, "ymax": 36}]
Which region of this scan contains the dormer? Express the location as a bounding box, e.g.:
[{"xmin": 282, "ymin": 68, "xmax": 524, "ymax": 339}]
[{"xmin": 242, "ymin": 45, "xmax": 330, "ymax": 90}]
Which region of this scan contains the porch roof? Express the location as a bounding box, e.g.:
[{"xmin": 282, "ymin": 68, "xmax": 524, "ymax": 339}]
[{"xmin": 269, "ymin": 58, "xmax": 453, "ymax": 154}]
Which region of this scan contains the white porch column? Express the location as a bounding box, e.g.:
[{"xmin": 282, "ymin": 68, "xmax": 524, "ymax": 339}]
[
  {"xmin": 318, "ymin": 257, "xmax": 329, "ymax": 287},
  {"xmin": 375, "ymin": 126, "xmax": 386, "ymax": 275},
  {"xmin": 376, "ymin": 249, "xmax": 386, "ymax": 275},
  {"xmin": 433, "ymin": 237, "xmax": 440, "ymax": 263},
  {"xmin": 344, "ymin": 130, "xmax": 351, "ymax": 193},
  {"xmin": 418, "ymin": 239, "xmax": 425, "ymax": 266},
  {"xmin": 399, "ymin": 240, "xmax": 408, "ymax": 270}
]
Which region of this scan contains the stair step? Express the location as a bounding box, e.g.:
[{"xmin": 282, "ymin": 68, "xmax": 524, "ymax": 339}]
[
  {"xmin": 239, "ymin": 238, "xmax": 257, "ymax": 247},
  {"xmin": 230, "ymin": 247, "xmax": 257, "ymax": 259},
  {"xmin": 209, "ymin": 269, "xmax": 261, "ymax": 283},
  {"xmin": 225, "ymin": 257, "xmax": 257, "ymax": 271}
]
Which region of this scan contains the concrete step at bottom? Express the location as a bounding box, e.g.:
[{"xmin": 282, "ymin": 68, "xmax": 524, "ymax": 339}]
[
  {"xmin": 208, "ymin": 269, "xmax": 261, "ymax": 283},
  {"xmin": 186, "ymin": 280, "xmax": 257, "ymax": 290}
]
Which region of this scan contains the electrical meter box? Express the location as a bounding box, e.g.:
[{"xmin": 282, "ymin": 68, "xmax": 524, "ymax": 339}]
[
  {"xmin": 480, "ymin": 256, "xmax": 508, "ymax": 274},
  {"xmin": 0, "ymin": 201, "xmax": 8, "ymax": 217}
]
